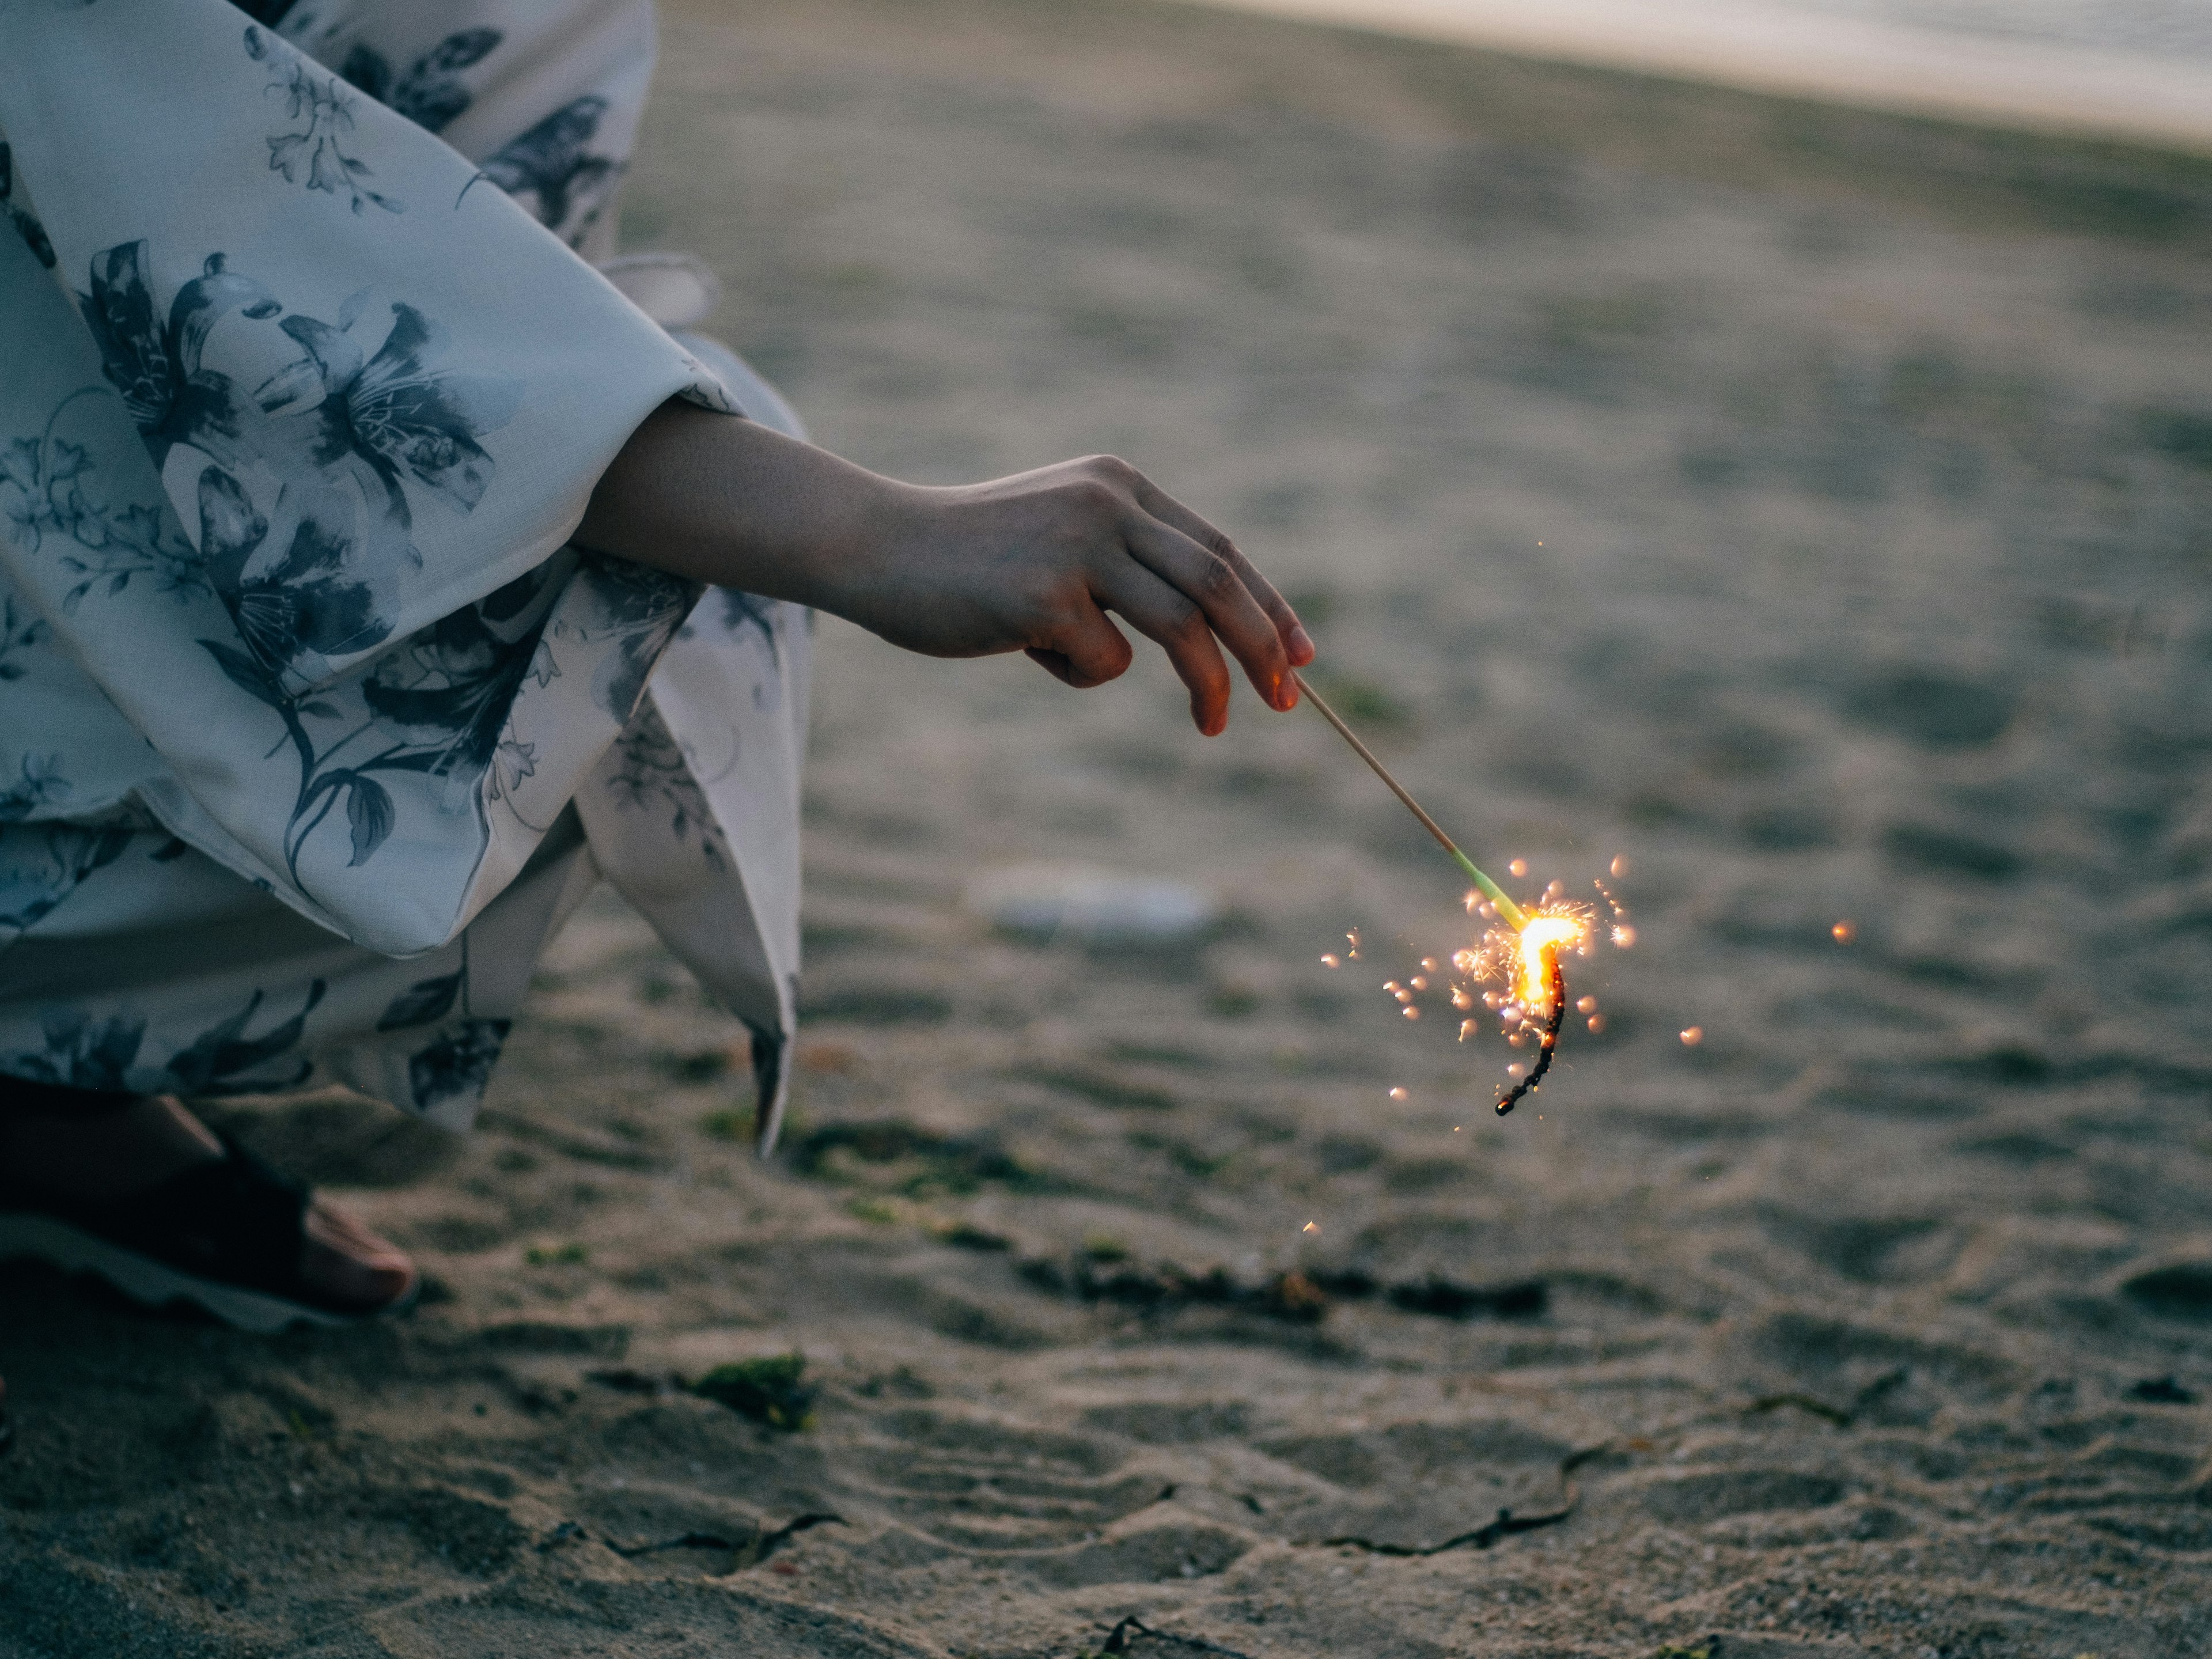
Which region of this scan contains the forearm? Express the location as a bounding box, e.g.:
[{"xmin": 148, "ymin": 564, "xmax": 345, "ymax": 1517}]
[{"xmin": 574, "ymin": 400, "xmax": 906, "ymax": 612}]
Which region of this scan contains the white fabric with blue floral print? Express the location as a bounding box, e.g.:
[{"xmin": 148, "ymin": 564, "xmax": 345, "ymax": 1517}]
[{"xmin": 0, "ymin": 0, "xmax": 809, "ymax": 1141}]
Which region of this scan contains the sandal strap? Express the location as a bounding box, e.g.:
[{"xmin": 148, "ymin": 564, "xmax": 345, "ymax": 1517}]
[{"xmin": 0, "ymin": 1130, "xmax": 310, "ymax": 1302}]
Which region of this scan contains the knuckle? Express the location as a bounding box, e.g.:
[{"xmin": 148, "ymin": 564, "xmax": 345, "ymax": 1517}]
[
  {"xmin": 1065, "ymin": 477, "xmax": 1119, "ymax": 518},
  {"xmin": 1195, "ymin": 555, "xmax": 1243, "ymax": 605}
]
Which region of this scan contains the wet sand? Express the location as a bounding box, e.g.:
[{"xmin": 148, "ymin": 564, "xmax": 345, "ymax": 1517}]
[{"xmin": 7, "ymin": 0, "xmax": 2212, "ymax": 1653}]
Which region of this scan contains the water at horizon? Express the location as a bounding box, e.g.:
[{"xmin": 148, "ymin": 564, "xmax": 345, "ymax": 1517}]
[{"xmin": 1800, "ymin": 0, "xmax": 2212, "ymax": 60}]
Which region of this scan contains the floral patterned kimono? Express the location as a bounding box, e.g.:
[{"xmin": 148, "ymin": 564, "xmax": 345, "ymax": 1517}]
[{"xmin": 0, "ymin": 0, "xmax": 809, "ymax": 1147}]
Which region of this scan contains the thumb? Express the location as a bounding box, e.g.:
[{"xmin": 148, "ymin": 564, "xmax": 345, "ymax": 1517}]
[{"xmin": 1028, "ymin": 602, "xmax": 1133, "ymax": 689}]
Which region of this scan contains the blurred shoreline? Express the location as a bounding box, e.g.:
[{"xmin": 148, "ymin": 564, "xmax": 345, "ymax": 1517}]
[{"xmin": 1175, "ymin": 0, "xmax": 2212, "ymax": 152}]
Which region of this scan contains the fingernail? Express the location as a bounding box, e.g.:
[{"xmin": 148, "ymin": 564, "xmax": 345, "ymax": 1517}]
[{"xmin": 1289, "ymin": 624, "xmax": 1315, "ymax": 662}]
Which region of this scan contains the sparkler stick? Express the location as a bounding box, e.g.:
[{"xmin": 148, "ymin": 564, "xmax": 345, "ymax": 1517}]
[
  {"xmin": 1290, "ymin": 669, "xmax": 1571, "ymax": 1115},
  {"xmin": 1290, "ymin": 672, "xmax": 1528, "ymax": 931}
]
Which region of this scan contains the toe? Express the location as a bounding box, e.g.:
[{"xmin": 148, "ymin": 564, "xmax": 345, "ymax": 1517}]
[{"xmin": 300, "ymin": 1195, "xmax": 416, "ymax": 1312}]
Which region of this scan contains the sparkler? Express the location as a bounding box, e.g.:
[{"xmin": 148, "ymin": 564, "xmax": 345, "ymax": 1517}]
[{"xmin": 1292, "ymin": 671, "xmax": 1584, "ymax": 1115}]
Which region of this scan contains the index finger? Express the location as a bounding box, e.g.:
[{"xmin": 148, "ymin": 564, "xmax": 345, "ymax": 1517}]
[{"xmin": 1131, "ymin": 480, "xmax": 1316, "ymax": 675}]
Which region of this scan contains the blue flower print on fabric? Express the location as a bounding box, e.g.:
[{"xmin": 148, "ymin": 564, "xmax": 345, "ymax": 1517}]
[
  {"xmin": 0, "ymin": 979, "xmax": 327, "ymax": 1097},
  {"xmin": 73, "ymin": 240, "xmax": 520, "ymax": 681},
  {"xmin": 480, "ymin": 97, "xmax": 621, "ymax": 248},
  {"xmin": 0, "ymin": 145, "xmax": 54, "ymax": 270},
  {"xmin": 244, "ymin": 25, "xmax": 403, "ymax": 215},
  {"xmin": 339, "ymin": 29, "xmax": 502, "ymax": 137}
]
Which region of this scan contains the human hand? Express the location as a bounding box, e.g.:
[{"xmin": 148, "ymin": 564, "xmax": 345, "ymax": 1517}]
[
  {"xmin": 579, "ymin": 408, "xmax": 1314, "ymax": 732},
  {"xmin": 838, "ymin": 455, "xmax": 1316, "ymax": 734}
]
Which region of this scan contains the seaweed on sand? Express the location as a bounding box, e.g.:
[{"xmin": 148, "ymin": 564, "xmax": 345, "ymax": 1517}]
[{"xmin": 689, "ymin": 1352, "xmax": 817, "ymax": 1431}]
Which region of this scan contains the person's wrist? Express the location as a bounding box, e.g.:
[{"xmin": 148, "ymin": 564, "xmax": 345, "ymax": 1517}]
[{"xmin": 810, "ymin": 476, "xmax": 940, "ymax": 624}]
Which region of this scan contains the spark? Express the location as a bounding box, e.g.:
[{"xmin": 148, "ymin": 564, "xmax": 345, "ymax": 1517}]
[
  {"xmin": 1832, "ymin": 919, "xmax": 1856, "ymax": 944},
  {"xmin": 1388, "ymin": 1086, "xmax": 1408, "ymax": 1101},
  {"xmin": 1680, "ymin": 1025, "xmax": 1703, "ymax": 1046},
  {"xmin": 1320, "ymin": 953, "xmax": 1341, "ymax": 967}
]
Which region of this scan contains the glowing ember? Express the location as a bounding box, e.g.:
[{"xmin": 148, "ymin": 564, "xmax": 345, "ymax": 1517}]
[
  {"xmin": 1514, "ymin": 915, "xmax": 1585, "ymax": 1007},
  {"xmin": 1388, "ymin": 1086, "xmax": 1408, "ymax": 1101},
  {"xmin": 1680, "ymin": 1025, "xmax": 1704, "ymax": 1046},
  {"xmin": 1832, "ymin": 919, "xmax": 1856, "ymax": 944}
]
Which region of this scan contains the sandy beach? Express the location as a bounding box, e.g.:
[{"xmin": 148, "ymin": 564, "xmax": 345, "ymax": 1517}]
[{"xmin": 6, "ymin": 0, "xmax": 2212, "ymax": 1653}]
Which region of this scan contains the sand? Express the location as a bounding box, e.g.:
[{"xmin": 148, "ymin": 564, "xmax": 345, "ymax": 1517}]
[{"xmin": 6, "ymin": 0, "xmax": 2212, "ymax": 1653}]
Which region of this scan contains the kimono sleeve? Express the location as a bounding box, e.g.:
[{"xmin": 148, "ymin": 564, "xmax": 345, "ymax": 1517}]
[{"xmin": 0, "ymin": 0, "xmax": 737, "ymax": 955}]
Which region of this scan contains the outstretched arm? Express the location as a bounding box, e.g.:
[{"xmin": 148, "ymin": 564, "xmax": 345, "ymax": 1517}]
[{"xmin": 574, "ymin": 401, "xmax": 1315, "ymax": 734}]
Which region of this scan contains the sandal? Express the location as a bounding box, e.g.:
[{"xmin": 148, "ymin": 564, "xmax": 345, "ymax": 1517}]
[{"xmin": 0, "ymin": 1129, "xmax": 415, "ymax": 1334}]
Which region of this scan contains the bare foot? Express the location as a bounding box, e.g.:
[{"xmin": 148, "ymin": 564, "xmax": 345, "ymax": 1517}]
[
  {"xmin": 301, "ymin": 1193, "xmax": 416, "ymax": 1311},
  {"xmin": 0, "ymin": 1094, "xmax": 414, "ymax": 1313}
]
